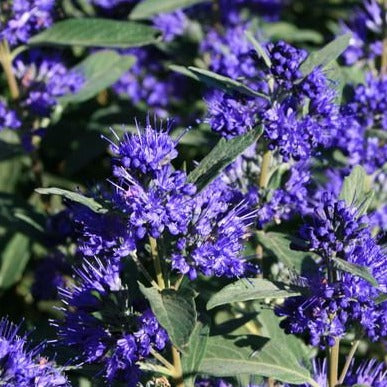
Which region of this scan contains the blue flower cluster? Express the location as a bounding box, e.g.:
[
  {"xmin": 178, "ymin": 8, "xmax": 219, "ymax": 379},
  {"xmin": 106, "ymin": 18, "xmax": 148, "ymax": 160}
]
[
  {"xmin": 1, "ymin": 50, "xmax": 84, "ymax": 149},
  {"xmin": 73, "ymin": 122, "xmax": 256, "ymax": 281},
  {"xmin": 113, "ymin": 48, "xmax": 186, "ymax": 118},
  {"xmin": 55, "ymin": 258, "xmax": 168, "ymax": 385},
  {"xmin": 277, "ymin": 193, "xmax": 387, "ymax": 347},
  {"xmin": 0, "ymin": 0, "xmax": 55, "ymax": 46},
  {"xmin": 153, "ymin": 10, "xmax": 187, "ymax": 42},
  {"xmin": 340, "ymin": 0, "xmax": 384, "ymax": 65},
  {"xmin": 336, "ymin": 73, "xmax": 387, "ymax": 173},
  {"xmin": 0, "ymin": 317, "xmax": 68, "ymax": 386},
  {"xmin": 202, "ymin": 27, "xmax": 340, "ymax": 162},
  {"xmin": 0, "ymin": 100, "xmax": 21, "ymax": 131}
]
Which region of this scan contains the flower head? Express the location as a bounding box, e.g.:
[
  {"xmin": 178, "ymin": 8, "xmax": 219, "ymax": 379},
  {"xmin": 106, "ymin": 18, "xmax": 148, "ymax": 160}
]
[{"xmin": 0, "ymin": 317, "xmax": 68, "ymax": 386}]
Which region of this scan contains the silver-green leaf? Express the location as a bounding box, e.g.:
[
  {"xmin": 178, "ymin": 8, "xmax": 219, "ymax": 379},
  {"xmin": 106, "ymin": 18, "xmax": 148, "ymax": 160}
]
[
  {"xmin": 299, "ymin": 33, "xmax": 351, "ymax": 77},
  {"xmin": 188, "ymin": 126, "xmax": 263, "ymax": 191},
  {"xmin": 139, "ymin": 283, "xmax": 197, "ymax": 352},
  {"xmin": 130, "ymin": 0, "xmax": 207, "ymax": 20},
  {"xmin": 29, "ymin": 18, "xmax": 158, "ymax": 48},
  {"xmin": 60, "ymin": 51, "xmax": 136, "ymax": 103},
  {"xmin": 35, "ymin": 188, "xmax": 108, "ymax": 214},
  {"xmin": 207, "ymin": 278, "xmax": 302, "ymax": 310}
]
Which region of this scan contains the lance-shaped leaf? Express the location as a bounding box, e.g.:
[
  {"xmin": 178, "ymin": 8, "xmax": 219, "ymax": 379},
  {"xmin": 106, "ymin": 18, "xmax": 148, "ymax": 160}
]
[
  {"xmin": 29, "ymin": 19, "xmax": 158, "ymax": 48},
  {"xmin": 187, "ymin": 67, "xmax": 269, "ymax": 99},
  {"xmin": 36, "ymin": 188, "xmax": 108, "ymax": 214},
  {"xmin": 130, "ymin": 0, "xmax": 207, "ymax": 19},
  {"xmin": 181, "ymin": 322, "xmax": 209, "ymax": 386},
  {"xmin": 188, "ymin": 126, "xmax": 263, "ymax": 191},
  {"xmin": 339, "ymin": 165, "xmax": 373, "ymax": 215},
  {"xmin": 139, "ymin": 283, "xmax": 197, "ymax": 352},
  {"xmin": 256, "ymin": 308, "xmax": 314, "ymax": 368},
  {"xmin": 332, "ymin": 256, "xmax": 378, "ymax": 287},
  {"xmin": 299, "ymin": 33, "xmax": 351, "ymax": 77},
  {"xmin": 256, "ymin": 231, "xmax": 317, "ymax": 273},
  {"xmin": 199, "ymin": 335, "xmax": 318, "ymax": 386},
  {"xmin": 60, "ymin": 51, "xmax": 136, "ymax": 103},
  {"xmin": 245, "ymin": 31, "xmax": 271, "ymax": 67},
  {"xmin": 207, "ymin": 278, "xmax": 302, "ymax": 310},
  {"xmin": 0, "ymin": 233, "xmax": 31, "ymax": 289}
]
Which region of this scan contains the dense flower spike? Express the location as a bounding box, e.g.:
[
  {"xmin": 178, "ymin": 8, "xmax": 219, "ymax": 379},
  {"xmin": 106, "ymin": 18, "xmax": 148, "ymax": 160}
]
[
  {"xmin": 108, "ymin": 123, "xmax": 255, "ymax": 279},
  {"xmin": 171, "ymin": 178, "xmax": 257, "ymax": 279},
  {"xmin": 266, "ymin": 40, "xmax": 307, "ymax": 90},
  {"xmin": 0, "ymin": 101, "xmax": 21, "ymax": 131},
  {"xmin": 56, "ymin": 258, "xmax": 168, "ymax": 385},
  {"xmin": 0, "ymin": 0, "xmax": 55, "ymax": 46},
  {"xmin": 335, "ymin": 73, "xmax": 387, "ymax": 173},
  {"xmin": 153, "ymin": 10, "xmax": 187, "ymax": 42},
  {"xmin": 277, "ymin": 193, "xmax": 387, "ymax": 346},
  {"xmin": 257, "ymin": 161, "xmax": 311, "ymax": 227},
  {"xmin": 113, "ymin": 48, "xmax": 186, "ymax": 117},
  {"xmin": 205, "ymin": 91, "xmax": 258, "ymax": 139},
  {"xmin": 13, "ymin": 51, "xmax": 84, "ymax": 117},
  {"xmin": 340, "ymin": 0, "xmax": 385, "ymax": 65},
  {"xmin": 0, "ymin": 317, "xmax": 69, "ymax": 386}
]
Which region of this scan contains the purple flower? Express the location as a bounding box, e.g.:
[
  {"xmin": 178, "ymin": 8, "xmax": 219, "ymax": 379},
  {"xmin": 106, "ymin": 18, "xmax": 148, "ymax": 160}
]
[
  {"xmin": 171, "ymin": 178, "xmax": 257, "ymax": 279},
  {"xmin": 153, "ymin": 10, "xmax": 187, "ymax": 42},
  {"xmin": 0, "ymin": 0, "xmax": 56, "ymax": 46},
  {"xmin": 0, "ymin": 101, "xmax": 21, "ymax": 131},
  {"xmin": 55, "ymin": 257, "xmax": 168, "ymax": 384},
  {"xmin": 109, "ymin": 121, "xmax": 179, "ymax": 177},
  {"xmin": 14, "ymin": 50, "xmax": 84, "ymax": 117},
  {"xmin": 205, "ymin": 90, "xmax": 258, "ymax": 139},
  {"xmin": 285, "ymin": 358, "xmax": 387, "ymax": 386},
  {"xmin": 277, "ymin": 193, "xmax": 387, "ymax": 346},
  {"xmin": 0, "ymin": 317, "xmax": 69, "ymax": 386},
  {"xmin": 266, "ymin": 41, "xmax": 307, "ymax": 90},
  {"xmin": 340, "ymin": 0, "xmax": 385, "ymax": 65},
  {"xmin": 113, "ymin": 48, "xmax": 186, "ymax": 117},
  {"xmin": 257, "ymin": 161, "xmax": 311, "ymax": 227}
]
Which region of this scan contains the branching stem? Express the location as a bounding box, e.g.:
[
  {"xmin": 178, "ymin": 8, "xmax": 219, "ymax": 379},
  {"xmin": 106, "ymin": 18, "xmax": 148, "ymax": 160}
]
[
  {"xmin": 172, "ymin": 346, "xmax": 184, "ymax": 387},
  {"xmin": 149, "ymin": 237, "xmax": 166, "ymax": 289},
  {"xmin": 0, "ymin": 39, "xmax": 19, "ymax": 100},
  {"xmin": 328, "ymin": 337, "xmax": 340, "ymax": 387},
  {"xmin": 337, "ymin": 339, "xmax": 360, "ymax": 384},
  {"xmin": 259, "ymin": 149, "xmax": 272, "ymax": 189},
  {"xmin": 150, "ymin": 349, "xmax": 175, "ymax": 371}
]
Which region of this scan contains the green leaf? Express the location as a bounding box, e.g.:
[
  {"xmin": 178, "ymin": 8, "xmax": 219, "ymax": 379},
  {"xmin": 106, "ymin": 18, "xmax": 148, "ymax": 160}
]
[
  {"xmin": 60, "ymin": 51, "xmax": 136, "ymax": 103},
  {"xmin": 181, "ymin": 322, "xmax": 209, "ymax": 386},
  {"xmin": 199, "ymin": 335, "xmax": 317, "ymax": 386},
  {"xmin": 299, "ymin": 33, "xmax": 351, "ymax": 77},
  {"xmin": 256, "ymin": 231, "xmax": 316, "ymax": 273},
  {"xmin": 35, "ymin": 188, "xmax": 108, "ymax": 214},
  {"xmin": 0, "ymin": 193, "xmax": 45, "ymax": 242},
  {"xmin": 187, "ymin": 67, "xmax": 269, "ymax": 99},
  {"xmin": 244, "ymin": 31, "xmax": 271, "ymax": 67},
  {"xmin": 29, "ymin": 18, "xmax": 158, "ymax": 48},
  {"xmin": 332, "ymin": 256, "xmax": 378, "ymax": 287},
  {"xmin": 256, "ymin": 308, "xmax": 314, "ymax": 369},
  {"xmin": 0, "ymin": 233, "xmax": 30, "ymax": 289},
  {"xmin": 188, "ymin": 126, "xmax": 263, "ymax": 191},
  {"xmin": 169, "ymin": 65, "xmax": 201, "ymax": 81},
  {"xmin": 207, "ymin": 278, "xmax": 302, "ymax": 310},
  {"xmin": 263, "ymin": 22, "xmax": 323, "ymax": 44},
  {"xmin": 130, "ymin": 0, "xmax": 207, "ymax": 20},
  {"xmin": 374, "ymin": 293, "xmax": 387, "ymax": 305},
  {"xmin": 139, "ymin": 283, "xmax": 197, "ymax": 352},
  {"xmin": 339, "ymin": 165, "xmax": 373, "ymax": 214}
]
